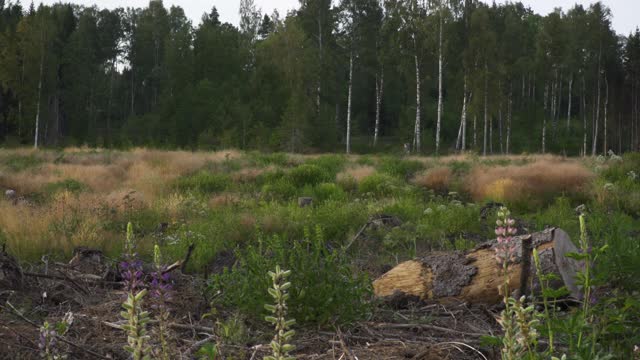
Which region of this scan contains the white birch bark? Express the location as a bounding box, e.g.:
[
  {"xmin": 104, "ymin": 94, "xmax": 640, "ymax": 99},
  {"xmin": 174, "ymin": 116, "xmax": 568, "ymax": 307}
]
[
  {"xmin": 374, "ymin": 67, "xmax": 384, "ymax": 146},
  {"xmin": 456, "ymin": 77, "xmax": 468, "ymax": 151},
  {"xmin": 582, "ymin": 74, "xmax": 587, "ymax": 157},
  {"xmin": 413, "ymin": 39, "xmax": 421, "ymax": 153},
  {"xmin": 603, "ymin": 73, "xmax": 608, "ymax": 154},
  {"xmin": 435, "ymin": 11, "xmax": 444, "ymax": 154},
  {"xmin": 346, "ymin": 51, "xmax": 354, "ymax": 154},
  {"xmin": 592, "ymin": 48, "xmax": 602, "ymax": 156}
]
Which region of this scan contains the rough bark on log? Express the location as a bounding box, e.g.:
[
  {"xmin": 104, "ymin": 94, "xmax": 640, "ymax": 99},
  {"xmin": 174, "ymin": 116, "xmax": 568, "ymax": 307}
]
[{"xmin": 373, "ymin": 228, "xmax": 582, "ymax": 304}]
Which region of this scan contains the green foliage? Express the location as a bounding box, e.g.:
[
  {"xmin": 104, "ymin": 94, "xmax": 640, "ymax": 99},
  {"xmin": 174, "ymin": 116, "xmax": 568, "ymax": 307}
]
[
  {"xmin": 210, "ymin": 227, "xmax": 371, "ymax": 326},
  {"xmin": 175, "ymin": 171, "xmax": 231, "ymax": 194},
  {"xmin": 196, "ymin": 343, "xmax": 219, "ymax": 360},
  {"xmin": 312, "ymin": 183, "xmax": 346, "ymax": 203},
  {"xmin": 2, "ymin": 154, "xmax": 44, "ymax": 171},
  {"xmin": 264, "ymin": 265, "xmax": 296, "ymax": 360},
  {"xmin": 247, "ymin": 152, "xmax": 290, "ymax": 167},
  {"xmin": 287, "ymin": 164, "xmax": 332, "ymax": 188},
  {"xmin": 378, "ymin": 157, "xmax": 424, "ymax": 179},
  {"xmin": 305, "ymin": 155, "xmax": 347, "ymax": 177},
  {"xmin": 44, "ymin": 179, "xmax": 86, "ymax": 196},
  {"xmin": 358, "ymin": 173, "xmax": 403, "ymax": 197},
  {"xmin": 121, "ymin": 289, "xmax": 151, "ymax": 360}
]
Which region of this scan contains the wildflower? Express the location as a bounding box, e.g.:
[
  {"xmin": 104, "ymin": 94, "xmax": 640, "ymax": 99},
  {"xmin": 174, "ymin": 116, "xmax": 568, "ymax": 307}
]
[
  {"xmin": 603, "ymin": 182, "xmax": 615, "ymax": 191},
  {"xmin": 628, "ymin": 170, "xmax": 637, "ymax": 181},
  {"xmin": 424, "ymin": 207, "xmax": 433, "ymax": 215},
  {"xmin": 120, "ymin": 259, "xmax": 144, "ymax": 292},
  {"xmin": 494, "ymin": 207, "xmax": 518, "ymax": 267}
]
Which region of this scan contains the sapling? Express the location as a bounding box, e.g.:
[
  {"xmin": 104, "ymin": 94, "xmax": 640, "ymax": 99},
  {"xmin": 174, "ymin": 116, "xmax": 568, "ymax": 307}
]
[{"xmin": 264, "ymin": 265, "xmax": 295, "ymax": 360}]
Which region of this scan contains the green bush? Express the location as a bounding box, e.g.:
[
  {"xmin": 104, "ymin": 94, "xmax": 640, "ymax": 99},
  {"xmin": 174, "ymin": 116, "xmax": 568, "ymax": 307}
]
[
  {"xmin": 209, "ymin": 227, "xmax": 371, "ymax": 326},
  {"xmin": 358, "ymin": 173, "xmax": 403, "ymax": 197},
  {"xmin": 3, "ymin": 154, "xmax": 44, "ymax": 171},
  {"xmin": 378, "ymin": 157, "xmax": 424, "ymax": 179},
  {"xmin": 287, "ymin": 164, "xmax": 332, "ymax": 187},
  {"xmin": 261, "ymin": 178, "xmax": 297, "ymax": 200},
  {"xmin": 313, "ymin": 183, "xmax": 346, "ymax": 203},
  {"xmin": 305, "ymin": 155, "xmax": 347, "ymax": 177},
  {"xmin": 246, "ymin": 152, "xmax": 290, "ymax": 167},
  {"xmin": 44, "ymin": 179, "xmax": 87, "ymax": 196},
  {"xmin": 175, "ymin": 171, "xmax": 231, "ymax": 194}
]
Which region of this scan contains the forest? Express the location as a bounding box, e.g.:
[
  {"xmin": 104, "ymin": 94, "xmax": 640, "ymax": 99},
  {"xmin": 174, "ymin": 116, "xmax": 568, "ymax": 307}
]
[{"xmin": 0, "ymin": 0, "xmax": 639, "ymax": 155}]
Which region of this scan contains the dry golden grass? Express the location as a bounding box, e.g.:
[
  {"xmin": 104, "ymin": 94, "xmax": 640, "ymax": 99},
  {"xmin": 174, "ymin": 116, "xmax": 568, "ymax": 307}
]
[
  {"xmin": 337, "ymin": 165, "xmax": 377, "ymax": 183},
  {"xmin": 412, "ymin": 167, "xmax": 453, "ymax": 192},
  {"xmin": 465, "ymin": 159, "xmax": 594, "ymax": 202},
  {"xmin": 209, "ymin": 193, "xmax": 241, "ymax": 209}
]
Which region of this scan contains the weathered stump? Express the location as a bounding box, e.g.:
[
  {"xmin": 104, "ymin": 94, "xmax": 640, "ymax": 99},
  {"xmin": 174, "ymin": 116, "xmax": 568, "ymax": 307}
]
[
  {"xmin": 0, "ymin": 249, "xmax": 23, "ymax": 289},
  {"xmin": 373, "ymin": 228, "xmax": 582, "ymax": 304},
  {"xmin": 298, "ymin": 197, "xmax": 313, "ymax": 208}
]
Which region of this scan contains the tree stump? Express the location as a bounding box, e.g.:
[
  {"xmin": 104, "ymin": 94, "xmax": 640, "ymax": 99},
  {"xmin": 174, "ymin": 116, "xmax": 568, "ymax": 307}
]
[
  {"xmin": 373, "ymin": 228, "xmax": 582, "ymax": 304},
  {"xmin": 0, "ymin": 249, "xmax": 23, "ymax": 289}
]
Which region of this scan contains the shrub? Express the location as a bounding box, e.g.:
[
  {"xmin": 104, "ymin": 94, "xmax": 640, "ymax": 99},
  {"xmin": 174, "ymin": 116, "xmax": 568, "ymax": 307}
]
[
  {"xmin": 261, "ymin": 178, "xmax": 297, "ymax": 200},
  {"xmin": 209, "ymin": 227, "xmax": 371, "ymax": 326},
  {"xmin": 287, "ymin": 164, "xmax": 332, "ymax": 188},
  {"xmin": 3, "ymin": 154, "xmax": 44, "ymax": 172},
  {"xmin": 174, "ymin": 171, "xmax": 230, "ymax": 194},
  {"xmin": 465, "ymin": 160, "xmax": 594, "ymax": 207},
  {"xmin": 246, "ymin": 152, "xmax": 290, "ymax": 167},
  {"xmin": 412, "ymin": 167, "xmax": 452, "ymax": 193},
  {"xmin": 305, "ymin": 155, "xmax": 346, "ymax": 177},
  {"xmin": 44, "ymin": 179, "xmax": 87, "ymax": 196},
  {"xmin": 378, "ymin": 157, "xmax": 424, "ymax": 179},
  {"xmin": 358, "ymin": 173, "xmax": 402, "ymax": 197},
  {"xmin": 312, "ymin": 183, "xmax": 346, "ymax": 203}
]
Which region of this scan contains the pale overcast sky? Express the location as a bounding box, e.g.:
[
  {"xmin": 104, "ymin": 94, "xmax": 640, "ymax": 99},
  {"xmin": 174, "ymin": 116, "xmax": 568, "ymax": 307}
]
[{"xmin": 38, "ymin": 0, "xmax": 639, "ymax": 35}]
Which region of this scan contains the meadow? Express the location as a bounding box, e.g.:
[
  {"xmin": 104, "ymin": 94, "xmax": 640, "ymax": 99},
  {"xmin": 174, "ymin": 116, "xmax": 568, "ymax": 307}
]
[{"xmin": 0, "ymin": 148, "xmax": 639, "ymax": 359}]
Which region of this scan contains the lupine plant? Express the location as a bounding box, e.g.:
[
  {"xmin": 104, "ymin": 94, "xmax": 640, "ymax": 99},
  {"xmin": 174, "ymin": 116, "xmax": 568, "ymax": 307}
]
[
  {"xmin": 119, "ymin": 222, "xmax": 151, "ymax": 360},
  {"xmin": 494, "ymin": 207, "xmax": 540, "ymax": 360},
  {"xmin": 150, "ymin": 245, "xmax": 173, "ymax": 360},
  {"xmin": 38, "ymin": 312, "xmax": 73, "ymax": 360},
  {"xmin": 264, "ymin": 265, "xmax": 296, "ymax": 360}
]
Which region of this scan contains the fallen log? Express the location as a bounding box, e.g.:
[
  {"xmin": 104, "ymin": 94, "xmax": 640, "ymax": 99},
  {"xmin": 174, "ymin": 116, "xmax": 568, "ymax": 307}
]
[{"xmin": 373, "ymin": 228, "xmax": 582, "ymax": 304}]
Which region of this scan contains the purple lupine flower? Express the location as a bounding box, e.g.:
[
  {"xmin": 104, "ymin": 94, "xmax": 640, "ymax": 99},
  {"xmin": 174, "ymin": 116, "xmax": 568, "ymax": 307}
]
[
  {"xmin": 150, "ymin": 267, "xmax": 174, "ymax": 309},
  {"xmin": 120, "ymin": 259, "xmax": 144, "ymax": 292}
]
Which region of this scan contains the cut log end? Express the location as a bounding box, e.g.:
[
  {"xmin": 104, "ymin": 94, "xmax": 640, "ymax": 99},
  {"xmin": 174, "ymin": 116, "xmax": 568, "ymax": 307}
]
[{"xmin": 373, "ymin": 228, "xmax": 582, "ymax": 304}]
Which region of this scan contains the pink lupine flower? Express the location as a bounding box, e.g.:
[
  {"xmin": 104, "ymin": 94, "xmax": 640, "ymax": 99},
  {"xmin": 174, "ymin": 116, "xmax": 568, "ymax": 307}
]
[{"xmin": 495, "ymin": 207, "xmax": 518, "ymax": 267}]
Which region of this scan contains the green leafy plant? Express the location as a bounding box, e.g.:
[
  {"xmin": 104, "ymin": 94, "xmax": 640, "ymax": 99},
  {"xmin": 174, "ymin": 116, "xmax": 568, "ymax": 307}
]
[
  {"xmin": 121, "ymin": 289, "xmax": 152, "ymax": 360},
  {"xmin": 264, "ymin": 265, "xmax": 295, "ymax": 360}
]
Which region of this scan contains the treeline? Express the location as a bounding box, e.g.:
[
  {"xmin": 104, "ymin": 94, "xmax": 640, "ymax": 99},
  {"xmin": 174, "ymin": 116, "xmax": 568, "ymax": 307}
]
[{"xmin": 0, "ymin": 0, "xmax": 639, "ymax": 155}]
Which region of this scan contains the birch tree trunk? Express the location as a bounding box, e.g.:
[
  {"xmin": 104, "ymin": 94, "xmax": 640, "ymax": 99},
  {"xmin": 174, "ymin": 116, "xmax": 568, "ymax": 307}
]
[
  {"xmin": 603, "ymin": 73, "xmax": 609, "ymax": 154},
  {"xmin": 483, "ymin": 62, "xmax": 488, "ymax": 156},
  {"xmin": 592, "ymin": 48, "xmax": 602, "ymax": 156},
  {"xmin": 346, "ymin": 51, "xmax": 354, "ymax": 154},
  {"xmin": 582, "ymin": 74, "xmax": 587, "ymax": 157},
  {"xmin": 413, "ymin": 38, "xmax": 421, "ymax": 153},
  {"xmin": 316, "ymin": 17, "xmax": 323, "ymax": 114},
  {"xmin": 435, "ymin": 12, "xmax": 444, "ymax": 155},
  {"xmin": 456, "ymin": 77, "xmax": 468, "ymax": 151},
  {"xmin": 567, "ymin": 74, "xmax": 573, "ymax": 130},
  {"xmin": 374, "ymin": 68, "xmax": 384, "ymax": 147}
]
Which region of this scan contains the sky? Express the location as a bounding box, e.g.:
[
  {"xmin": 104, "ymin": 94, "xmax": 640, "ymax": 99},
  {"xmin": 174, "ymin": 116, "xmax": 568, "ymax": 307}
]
[{"xmin": 37, "ymin": 0, "xmax": 639, "ymax": 35}]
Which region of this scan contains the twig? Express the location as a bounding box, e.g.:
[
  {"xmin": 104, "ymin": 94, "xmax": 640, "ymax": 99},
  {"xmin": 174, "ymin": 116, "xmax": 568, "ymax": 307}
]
[
  {"xmin": 436, "ymin": 341, "xmax": 488, "ymax": 360},
  {"xmin": 336, "ymin": 327, "xmax": 358, "ymax": 360},
  {"xmin": 182, "ymin": 334, "xmax": 216, "ymax": 359},
  {"xmin": 181, "ymin": 243, "xmax": 195, "ymax": 273},
  {"xmin": 3, "ymin": 302, "xmax": 109, "ymax": 359},
  {"xmin": 368, "ymin": 322, "xmax": 486, "ymax": 337}
]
